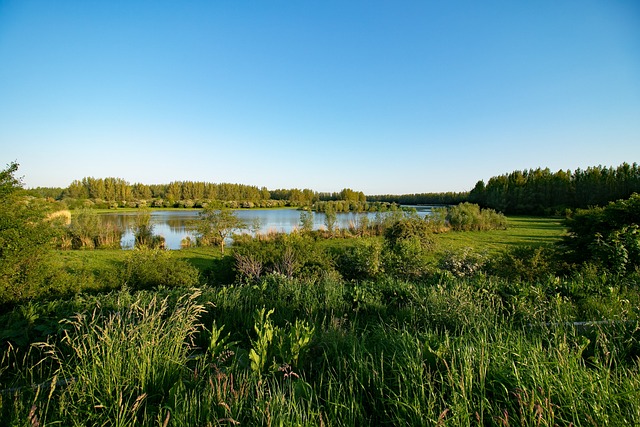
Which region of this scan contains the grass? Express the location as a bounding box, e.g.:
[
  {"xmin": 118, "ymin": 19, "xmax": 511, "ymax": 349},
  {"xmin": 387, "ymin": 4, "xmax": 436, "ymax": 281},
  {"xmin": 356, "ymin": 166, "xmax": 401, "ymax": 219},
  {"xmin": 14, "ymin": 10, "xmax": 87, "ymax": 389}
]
[
  {"xmin": 51, "ymin": 215, "xmax": 566, "ymax": 277},
  {"xmin": 7, "ymin": 214, "xmax": 639, "ymax": 425},
  {"xmin": 433, "ymin": 216, "xmax": 566, "ymax": 256},
  {"xmin": 2, "ymin": 273, "xmax": 638, "ymax": 426}
]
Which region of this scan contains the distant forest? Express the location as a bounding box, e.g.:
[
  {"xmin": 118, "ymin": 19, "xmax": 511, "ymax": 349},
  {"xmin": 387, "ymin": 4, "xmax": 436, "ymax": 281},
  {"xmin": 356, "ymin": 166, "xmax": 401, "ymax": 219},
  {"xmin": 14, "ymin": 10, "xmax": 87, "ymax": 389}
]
[
  {"xmin": 25, "ymin": 162, "xmax": 640, "ymax": 215},
  {"xmin": 26, "ymin": 179, "xmax": 369, "ymax": 210},
  {"xmin": 468, "ymin": 162, "xmax": 640, "ymax": 215}
]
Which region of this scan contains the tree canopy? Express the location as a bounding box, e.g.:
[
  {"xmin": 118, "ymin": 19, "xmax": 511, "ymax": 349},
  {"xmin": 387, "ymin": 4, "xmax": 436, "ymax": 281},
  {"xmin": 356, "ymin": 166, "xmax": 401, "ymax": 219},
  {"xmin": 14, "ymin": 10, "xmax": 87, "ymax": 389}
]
[{"xmin": 189, "ymin": 207, "xmax": 246, "ymax": 253}]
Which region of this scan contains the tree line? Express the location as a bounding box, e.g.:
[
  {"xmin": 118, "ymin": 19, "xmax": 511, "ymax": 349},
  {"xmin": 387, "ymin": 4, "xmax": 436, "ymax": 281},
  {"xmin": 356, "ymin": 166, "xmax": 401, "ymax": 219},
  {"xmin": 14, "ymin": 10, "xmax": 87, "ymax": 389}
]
[
  {"xmin": 468, "ymin": 162, "xmax": 640, "ymax": 215},
  {"xmin": 367, "ymin": 192, "xmax": 468, "ymax": 206},
  {"xmin": 25, "ymin": 162, "xmax": 640, "ymax": 215},
  {"xmin": 29, "ymin": 177, "xmax": 369, "ymax": 210}
]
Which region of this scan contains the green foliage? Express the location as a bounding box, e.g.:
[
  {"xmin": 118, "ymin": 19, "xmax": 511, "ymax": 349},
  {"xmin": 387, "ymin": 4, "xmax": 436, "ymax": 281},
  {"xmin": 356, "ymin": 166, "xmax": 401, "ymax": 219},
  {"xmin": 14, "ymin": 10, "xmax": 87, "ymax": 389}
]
[
  {"xmin": 0, "ymin": 161, "xmax": 21, "ymax": 198},
  {"xmin": 122, "ymin": 248, "xmax": 199, "ymax": 290},
  {"xmin": 489, "ymin": 245, "xmax": 557, "ymax": 282},
  {"xmin": 233, "ymin": 233, "xmax": 333, "ymax": 281},
  {"xmin": 249, "ymin": 308, "xmax": 315, "ymax": 376},
  {"xmin": 381, "ymin": 216, "xmax": 435, "ymax": 278},
  {"xmin": 45, "ymin": 293, "xmax": 203, "ymax": 426},
  {"xmin": 3, "ymin": 266, "xmax": 640, "ymax": 425},
  {"xmin": 65, "ymin": 209, "xmax": 124, "ymax": 249},
  {"xmin": 383, "ymin": 235, "xmax": 432, "ymax": 279},
  {"xmin": 299, "ymin": 209, "xmax": 314, "ymax": 233},
  {"xmin": 333, "ymin": 239, "xmax": 383, "ymax": 280},
  {"xmin": 249, "ymin": 308, "xmax": 276, "ymax": 374},
  {"xmin": 132, "ymin": 208, "xmax": 155, "ymax": 248},
  {"xmin": 563, "ymin": 193, "xmax": 640, "ymax": 274},
  {"xmin": 323, "ymin": 203, "xmax": 337, "ymax": 234},
  {"xmin": 446, "ymin": 202, "xmax": 507, "ymax": 231},
  {"xmin": 470, "ymin": 162, "xmax": 640, "ymax": 214},
  {"xmin": 0, "ymin": 163, "xmax": 61, "ymax": 305},
  {"xmin": 190, "ymin": 206, "xmax": 246, "ymax": 253},
  {"xmin": 384, "ymin": 216, "xmax": 435, "ymax": 249}
]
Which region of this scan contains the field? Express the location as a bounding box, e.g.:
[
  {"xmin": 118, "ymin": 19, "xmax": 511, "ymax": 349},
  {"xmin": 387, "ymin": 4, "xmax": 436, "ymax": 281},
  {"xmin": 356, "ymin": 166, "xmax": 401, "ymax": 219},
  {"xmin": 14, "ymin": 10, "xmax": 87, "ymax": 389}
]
[{"xmin": 2, "ymin": 215, "xmax": 639, "ymax": 426}]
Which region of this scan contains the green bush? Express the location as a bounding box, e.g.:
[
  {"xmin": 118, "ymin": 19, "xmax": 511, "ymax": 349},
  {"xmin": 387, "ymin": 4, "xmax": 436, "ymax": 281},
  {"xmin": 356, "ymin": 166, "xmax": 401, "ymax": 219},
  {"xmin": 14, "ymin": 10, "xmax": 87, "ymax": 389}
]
[
  {"xmin": 333, "ymin": 239, "xmax": 383, "ymax": 281},
  {"xmin": 384, "ymin": 216, "xmax": 435, "ymax": 249},
  {"xmin": 67, "ymin": 209, "xmax": 123, "ymax": 249},
  {"xmin": 1, "ymin": 163, "xmax": 61, "ymax": 305},
  {"xmin": 383, "ymin": 236, "xmax": 433, "ymax": 279},
  {"xmin": 233, "ymin": 233, "xmax": 334, "ymax": 281},
  {"xmin": 489, "ymin": 245, "xmax": 557, "ymax": 282},
  {"xmin": 563, "ymin": 193, "xmax": 640, "ymax": 274},
  {"xmin": 446, "ymin": 202, "xmax": 507, "ymax": 231},
  {"xmin": 122, "ymin": 248, "xmax": 199, "ymax": 290}
]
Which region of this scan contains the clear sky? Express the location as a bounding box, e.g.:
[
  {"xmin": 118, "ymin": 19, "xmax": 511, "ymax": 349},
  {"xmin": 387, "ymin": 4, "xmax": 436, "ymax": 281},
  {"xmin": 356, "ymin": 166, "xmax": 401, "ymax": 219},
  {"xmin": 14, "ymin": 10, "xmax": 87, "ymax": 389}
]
[{"xmin": 1, "ymin": 1, "xmax": 639, "ymax": 194}]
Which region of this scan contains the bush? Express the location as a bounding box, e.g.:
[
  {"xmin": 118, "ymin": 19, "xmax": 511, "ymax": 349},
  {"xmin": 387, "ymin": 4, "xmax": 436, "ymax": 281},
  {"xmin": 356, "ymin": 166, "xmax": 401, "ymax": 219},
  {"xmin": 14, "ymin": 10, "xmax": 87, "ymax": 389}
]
[
  {"xmin": 122, "ymin": 248, "xmax": 199, "ymax": 290},
  {"xmin": 446, "ymin": 202, "xmax": 507, "ymax": 231},
  {"xmin": 384, "ymin": 216, "xmax": 435, "ymax": 249},
  {"xmin": 489, "ymin": 245, "xmax": 557, "ymax": 282},
  {"xmin": 563, "ymin": 193, "xmax": 640, "ymax": 274},
  {"xmin": 383, "ymin": 236, "xmax": 432, "ymax": 279},
  {"xmin": 232, "ymin": 233, "xmax": 334, "ymax": 282},
  {"xmin": 333, "ymin": 239, "xmax": 383, "ymax": 281},
  {"xmin": 1, "ymin": 163, "xmax": 61, "ymax": 305},
  {"xmin": 66, "ymin": 209, "xmax": 123, "ymax": 249}
]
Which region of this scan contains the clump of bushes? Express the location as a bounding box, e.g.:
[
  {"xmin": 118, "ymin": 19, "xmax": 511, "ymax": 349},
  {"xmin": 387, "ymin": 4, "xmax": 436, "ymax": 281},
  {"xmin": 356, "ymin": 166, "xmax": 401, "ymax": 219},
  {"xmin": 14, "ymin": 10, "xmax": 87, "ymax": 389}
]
[
  {"xmin": 333, "ymin": 239, "xmax": 384, "ymax": 281},
  {"xmin": 381, "ymin": 217, "xmax": 436, "ymax": 279},
  {"xmin": 445, "ymin": 202, "xmax": 507, "ymax": 231},
  {"xmin": 232, "ymin": 233, "xmax": 333, "ymax": 282},
  {"xmin": 122, "ymin": 248, "xmax": 199, "ymax": 290},
  {"xmin": 489, "ymin": 245, "xmax": 558, "ymax": 282},
  {"xmin": 563, "ymin": 193, "xmax": 640, "ymax": 275}
]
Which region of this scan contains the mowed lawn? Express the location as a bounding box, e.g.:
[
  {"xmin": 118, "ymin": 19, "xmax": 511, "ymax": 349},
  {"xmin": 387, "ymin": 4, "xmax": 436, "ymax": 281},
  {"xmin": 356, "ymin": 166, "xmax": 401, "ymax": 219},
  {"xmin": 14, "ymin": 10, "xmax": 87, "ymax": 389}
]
[{"xmin": 432, "ymin": 216, "xmax": 567, "ymax": 256}]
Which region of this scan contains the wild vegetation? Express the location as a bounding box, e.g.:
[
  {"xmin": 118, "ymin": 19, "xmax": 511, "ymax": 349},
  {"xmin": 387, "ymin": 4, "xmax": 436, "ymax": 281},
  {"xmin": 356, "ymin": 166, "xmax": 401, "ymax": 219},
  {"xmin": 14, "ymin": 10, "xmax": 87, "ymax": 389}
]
[{"xmin": 2, "ymin": 162, "xmax": 640, "ymax": 426}]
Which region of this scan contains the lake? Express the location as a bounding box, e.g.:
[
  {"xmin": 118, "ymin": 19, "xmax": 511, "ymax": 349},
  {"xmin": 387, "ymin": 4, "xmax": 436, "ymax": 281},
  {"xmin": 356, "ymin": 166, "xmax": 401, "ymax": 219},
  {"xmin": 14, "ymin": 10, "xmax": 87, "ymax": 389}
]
[{"xmin": 101, "ymin": 206, "xmax": 434, "ymax": 250}]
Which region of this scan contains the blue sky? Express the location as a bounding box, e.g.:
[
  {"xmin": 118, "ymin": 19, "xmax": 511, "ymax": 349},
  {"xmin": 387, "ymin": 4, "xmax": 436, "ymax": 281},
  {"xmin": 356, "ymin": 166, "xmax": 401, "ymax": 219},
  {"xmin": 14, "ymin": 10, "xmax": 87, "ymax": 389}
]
[{"xmin": 1, "ymin": 1, "xmax": 639, "ymax": 194}]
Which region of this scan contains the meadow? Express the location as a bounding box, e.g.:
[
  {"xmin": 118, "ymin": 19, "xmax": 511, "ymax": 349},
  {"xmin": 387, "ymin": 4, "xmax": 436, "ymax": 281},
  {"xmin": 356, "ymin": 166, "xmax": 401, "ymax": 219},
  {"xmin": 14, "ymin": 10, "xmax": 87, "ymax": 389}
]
[{"xmin": 2, "ymin": 206, "xmax": 640, "ymax": 426}]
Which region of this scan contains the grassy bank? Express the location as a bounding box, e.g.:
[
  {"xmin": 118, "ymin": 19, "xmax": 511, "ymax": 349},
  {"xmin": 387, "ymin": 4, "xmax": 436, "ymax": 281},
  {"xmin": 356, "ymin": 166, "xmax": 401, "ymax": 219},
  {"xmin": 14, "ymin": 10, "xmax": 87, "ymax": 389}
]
[
  {"xmin": 3, "ymin": 215, "xmax": 640, "ymax": 426},
  {"xmin": 1, "ymin": 272, "xmax": 638, "ymax": 426}
]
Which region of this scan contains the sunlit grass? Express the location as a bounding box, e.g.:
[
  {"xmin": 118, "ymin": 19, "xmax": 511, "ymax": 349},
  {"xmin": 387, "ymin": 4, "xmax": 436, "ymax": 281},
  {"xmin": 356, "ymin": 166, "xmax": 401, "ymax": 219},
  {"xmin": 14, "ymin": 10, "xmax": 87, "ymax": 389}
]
[{"xmin": 433, "ymin": 216, "xmax": 566, "ymax": 256}]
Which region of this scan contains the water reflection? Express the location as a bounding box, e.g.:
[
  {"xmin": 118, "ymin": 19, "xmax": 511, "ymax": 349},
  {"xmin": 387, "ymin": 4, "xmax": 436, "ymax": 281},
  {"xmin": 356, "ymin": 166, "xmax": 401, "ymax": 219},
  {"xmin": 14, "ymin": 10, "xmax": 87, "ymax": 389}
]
[{"xmin": 100, "ymin": 207, "xmax": 433, "ymax": 250}]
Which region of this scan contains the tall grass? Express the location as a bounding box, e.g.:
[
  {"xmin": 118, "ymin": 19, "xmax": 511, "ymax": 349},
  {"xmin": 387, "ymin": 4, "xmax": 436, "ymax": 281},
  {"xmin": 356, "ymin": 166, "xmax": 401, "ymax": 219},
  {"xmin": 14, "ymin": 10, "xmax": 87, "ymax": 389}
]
[{"xmin": 2, "ymin": 270, "xmax": 639, "ymax": 425}]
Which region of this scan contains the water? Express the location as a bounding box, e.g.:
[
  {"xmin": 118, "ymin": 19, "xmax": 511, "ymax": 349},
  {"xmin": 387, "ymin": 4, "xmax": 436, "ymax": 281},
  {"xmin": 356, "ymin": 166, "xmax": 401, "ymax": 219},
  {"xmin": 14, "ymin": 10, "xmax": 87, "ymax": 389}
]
[{"xmin": 100, "ymin": 206, "xmax": 433, "ymax": 250}]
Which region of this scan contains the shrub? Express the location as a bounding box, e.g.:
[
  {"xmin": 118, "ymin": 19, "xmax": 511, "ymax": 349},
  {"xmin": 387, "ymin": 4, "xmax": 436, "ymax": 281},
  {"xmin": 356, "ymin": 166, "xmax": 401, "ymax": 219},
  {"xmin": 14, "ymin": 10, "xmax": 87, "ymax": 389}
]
[
  {"xmin": 383, "ymin": 236, "xmax": 432, "ymax": 279},
  {"xmin": 446, "ymin": 202, "xmax": 507, "ymax": 231},
  {"xmin": 489, "ymin": 245, "xmax": 557, "ymax": 282},
  {"xmin": 233, "ymin": 233, "xmax": 334, "ymax": 281},
  {"xmin": 384, "ymin": 216, "xmax": 435, "ymax": 249},
  {"xmin": 333, "ymin": 239, "xmax": 383, "ymax": 281},
  {"xmin": 122, "ymin": 248, "xmax": 199, "ymax": 290},
  {"xmin": 563, "ymin": 193, "xmax": 640, "ymax": 274}
]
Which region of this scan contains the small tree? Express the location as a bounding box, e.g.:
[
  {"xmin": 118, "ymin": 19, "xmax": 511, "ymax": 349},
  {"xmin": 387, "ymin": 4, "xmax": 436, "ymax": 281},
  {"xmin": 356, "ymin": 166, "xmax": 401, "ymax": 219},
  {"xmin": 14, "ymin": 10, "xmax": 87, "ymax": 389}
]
[
  {"xmin": 324, "ymin": 204, "xmax": 337, "ymax": 236},
  {"xmin": 299, "ymin": 209, "xmax": 314, "ymax": 233},
  {"xmin": 191, "ymin": 207, "xmax": 246, "ymax": 253}
]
